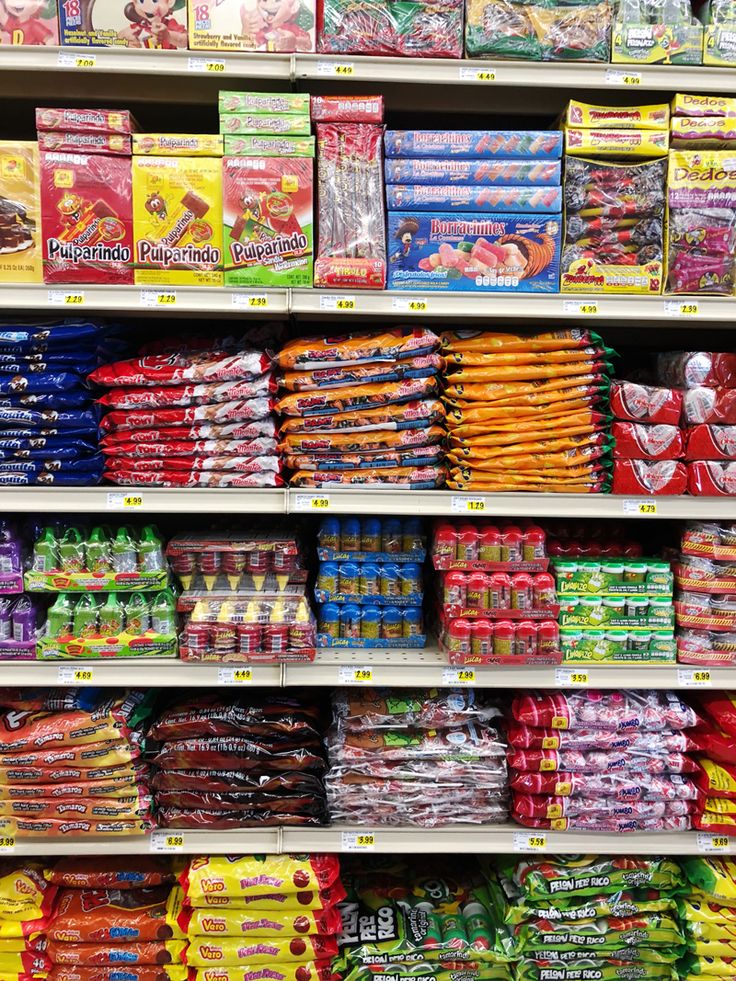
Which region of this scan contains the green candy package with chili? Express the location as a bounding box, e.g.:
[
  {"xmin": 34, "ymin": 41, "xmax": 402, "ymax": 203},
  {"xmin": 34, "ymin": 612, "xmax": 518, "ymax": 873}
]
[
  {"xmin": 516, "ymin": 957, "xmax": 675, "ymax": 980},
  {"xmin": 344, "ymin": 964, "xmax": 514, "ymax": 981},
  {"xmin": 681, "ymin": 858, "xmax": 736, "ymax": 904},
  {"xmin": 496, "ymin": 857, "xmax": 683, "ymax": 900},
  {"xmin": 514, "ymin": 913, "xmax": 684, "ymax": 953},
  {"xmin": 502, "ymin": 885, "xmax": 677, "ymax": 926}
]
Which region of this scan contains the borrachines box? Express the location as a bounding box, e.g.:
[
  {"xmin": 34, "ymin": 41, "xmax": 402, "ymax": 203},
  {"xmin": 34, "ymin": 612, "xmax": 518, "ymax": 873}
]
[
  {"xmin": 387, "ymin": 212, "xmax": 561, "ymax": 292},
  {"xmin": 223, "ymin": 156, "xmax": 312, "ymax": 288},
  {"xmin": 39, "ymin": 151, "xmax": 133, "ymax": 285},
  {"xmin": 59, "ymin": 0, "xmax": 187, "ymax": 47},
  {"xmin": 0, "ymin": 142, "xmax": 42, "ymax": 284}
]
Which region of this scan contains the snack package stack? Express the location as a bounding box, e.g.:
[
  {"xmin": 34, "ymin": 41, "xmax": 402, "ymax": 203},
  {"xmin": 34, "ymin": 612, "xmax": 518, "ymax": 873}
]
[
  {"xmin": 26, "ymin": 523, "xmax": 176, "ymax": 661},
  {"xmin": 498, "ymin": 854, "xmax": 687, "ymax": 980},
  {"xmin": 317, "ymin": 0, "xmax": 463, "ymax": 56},
  {"xmin": 0, "ymin": 860, "xmax": 57, "ymax": 981},
  {"xmin": 656, "ymin": 351, "xmax": 736, "ymax": 496},
  {"xmin": 439, "ymin": 329, "xmax": 615, "ymax": 494},
  {"xmin": 677, "ymin": 855, "xmax": 736, "ymax": 974},
  {"xmin": 45, "ymin": 856, "xmax": 187, "ymax": 980},
  {"xmin": 386, "ymin": 130, "xmax": 563, "ymax": 293},
  {"xmin": 432, "ymin": 519, "xmax": 561, "ymax": 665},
  {"xmin": 149, "ymin": 692, "xmax": 329, "ymax": 828},
  {"xmin": 610, "ymin": 378, "xmax": 687, "ymax": 495},
  {"xmin": 316, "ymin": 516, "xmax": 426, "ymax": 648},
  {"xmin": 221, "ymin": 91, "xmax": 314, "ymax": 289},
  {"xmin": 337, "ymin": 856, "xmax": 516, "ymax": 979},
  {"xmin": 666, "ymin": 140, "xmax": 736, "ymax": 297},
  {"xmin": 0, "ymin": 318, "xmax": 118, "ymax": 487},
  {"xmin": 90, "ymin": 330, "xmax": 281, "ymax": 488},
  {"xmin": 0, "ymin": 687, "xmax": 154, "ymax": 839},
  {"xmin": 168, "ymin": 529, "xmax": 316, "ymax": 662},
  {"xmin": 313, "ymin": 95, "xmax": 387, "ymax": 290},
  {"xmin": 276, "ymin": 328, "xmax": 447, "ymax": 490},
  {"xmin": 675, "ymin": 522, "xmax": 736, "ymax": 666},
  {"xmin": 554, "ymin": 553, "xmax": 677, "ymax": 664},
  {"xmin": 465, "ymin": 0, "xmax": 611, "ymax": 61},
  {"xmin": 0, "ymin": 521, "xmax": 45, "ymax": 660},
  {"xmin": 688, "ymin": 691, "xmax": 736, "ymax": 835},
  {"xmin": 560, "ymin": 100, "xmax": 669, "ymax": 295},
  {"xmin": 670, "ymin": 93, "xmax": 736, "ymax": 149},
  {"xmin": 0, "ymin": 142, "xmax": 42, "ymax": 284},
  {"xmin": 508, "ymin": 689, "xmax": 701, "ymax": 831},
  {"xmin": 180, "ymin": 854, "xmax": 343, "ymax": 978},
  {"xmin": 37, "ymin": 108, "xmax": 136, "ymax": 286},
  {"xmin": 326, "ymin": 688, "xmax": 509, "ymax": 827},
  {"xmin": 612, "ymin": 0, "xmax": 703, "ymax": 63}
]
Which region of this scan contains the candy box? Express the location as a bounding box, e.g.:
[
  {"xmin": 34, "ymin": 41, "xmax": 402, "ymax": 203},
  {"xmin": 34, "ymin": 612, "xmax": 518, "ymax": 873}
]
[
  {"xmin": 387, "ymin": 212, "xmax": 561, "ymax": 293},
  {"xmin": 223, "ymin": 135, "xmax": 315, "ymax": 157},
  {"xmin": 672, "ymin": 93, "xmax": 736, "ymax": 117},
  {"xmin": 36, "ymin": 107, "xmax": 137, "ymax": 135},
  {"xmin": 670, "ymin": 116, "xmax": 736, "ymax": 149},
  {"xmin": 132, "ymin": 155, "xmax": 223, "ymax": 287},
  {"xmin": 222, "ymin": 155, "xmax": 312, "ymax": 288},
  {"xmin": 133, "ymin": 134, "xmax": 223, "ymax": 156},
  {"xmin": 0, "ymin": 142, "xmax": 42, "ymax": 284},
  {"xmin": 384, "ymin": 130, "xmax": 563, "ymax": 159},
  {"xmin": 58, "ymin": 0, "xmax": 187, "ymax": 47},
  {"xmin": 39, "ymin": 151, "xmax": 133, "ymax": 285},
  {"xmin": 187, "ymin": 0, "xmax": 315, "ymax": 51},
  {"xmin": 384, "ymin": 158, "xmax": 562, "ymax": 186},
  {"xmin": 1, "ymin": 0, "xmax": 57, "ymax": 43},
  {"xmin": 564, "ymin": 127, "xmax": 669, "ymax": 157},
  {"xmin": 385, "ymin": 185, "xmax": 563, "ymax": 214},
  {"xmin": 310, "ymin": 95, "xmax": 384, "ymax": 123},
  {"xmin": 219, "ymin": 114, "xmax": 311, "ymax": 136},
  {"xmin": 612, "ymin": 20, "xmax": 703, "ymax": 64},
  {"xmin": 566, "ymin": 101, "xmax": 670, "ymax": 130},
  {"xmin": 558, "ymin": 594, "xmax": 675, "ymax": 629},
  {"xmin": 560, "ymin": 627, "xmax": 676, "ymax": 663},
  {"xmin": 219, "ymin": 91, "xmax": 311, "ymax": 114},
  {"xmin": 552, "ymin": 558, "xmax": 674, "ymax": 596},
  {"xmin": 38, "ymin": 132, "xmax": 132, "ymax": 155}
]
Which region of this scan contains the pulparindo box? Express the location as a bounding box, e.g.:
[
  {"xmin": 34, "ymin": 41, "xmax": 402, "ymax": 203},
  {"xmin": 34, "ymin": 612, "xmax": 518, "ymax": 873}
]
[
  {"xmin": 38, "ymin": 132, "xmax": 132, "ymax": 155},
  {"xmin": 385, "ymin": 185, "xmax": 562, "ymax": 214},
  {"xmin": 219, "ymin": 92, "xmax": 310, "ymax": 114},
  {"xmin": 384, "ymin": 159, "xmax": 562, "ymax": 186},
  {"xmin": 222, "ymin": 156, "xmax": 313, "ymax": 288},
  {"xmin": 564, "ymin": 127, "xmax": 669, "ymax": 157},
  {"xmin": 58, "ymin": 0, "xmax": 187, "ymax": 48},
  {"xmin": 132, "ymin": 155, "xmax": 223, "ymax": 287},
  {"xmin": 384, "ymin": 131, "xmax": 563, "ymax": 160},
  {"xmin": 223, "ymin": 135, "xmax": 315, "ymax": 157},
  {"xmin": 387, "ymin": 212, "xmax": 561, "ymax": 293},
  {"xmin": 0, "ymin": 142, "xmax": 42, "ymax": 284},
  {"xmin": 133, "ymin": 134, "xmax": 224, "ymax": 156},
  {"xmin": 219, "ymin": 114, "xmax": 311, "ymax": 136},
  {"xmin": 36, "ymin": 107, "xmax": 138, "ymax": 135}
]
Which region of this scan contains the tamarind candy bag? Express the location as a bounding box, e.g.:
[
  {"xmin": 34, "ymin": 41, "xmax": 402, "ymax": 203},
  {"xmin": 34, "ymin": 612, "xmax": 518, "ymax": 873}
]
[{"xmin": 440, "ymin": 329, "xmax": 601, "ymax": 354}]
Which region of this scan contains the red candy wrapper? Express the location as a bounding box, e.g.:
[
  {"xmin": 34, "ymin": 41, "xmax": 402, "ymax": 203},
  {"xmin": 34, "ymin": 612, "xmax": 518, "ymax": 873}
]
[
  {"xmin": 685, "ymin": 424, "xmax": 736, "ymax": 460},
  {"xmin": 611, "ymin": 459, "xmax": 688, "ymax": 495},
  {"xmin": 310, "ymin": 96, "xmax": 384, "ymax": 123},
  {"xmin": 684, "ymin": 387, "xmax": 736, "ymax": 425},
  {"xmin": 612, "ymin": 422, "xmax": 684, "ymax": 460},
  {"xmin": 314, "ymin": 123, "xmax": 386, "ymax": 290},
  {"xmin": 688, "ymin": 460, "xmax": 736, "ymax": 495},
  {"xmin": 657, "ymin": 351, "xmax": 736, "ymax": 389},
  {"xmin": 610, "ymin": 379, "xmax": 682, "ymax": 426}
]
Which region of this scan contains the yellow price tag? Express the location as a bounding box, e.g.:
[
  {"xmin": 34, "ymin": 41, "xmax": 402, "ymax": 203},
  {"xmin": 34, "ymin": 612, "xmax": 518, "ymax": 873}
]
[
  {"xmin": 157, "ymin": 293, "xmax": 176, "ymax": 305},
  {"xmin": 336, "ymin": 298, "xmax": 356, "ymax": 310},
  {"xmin": 233, "ymin": 669, "xmax": 252, "ymax": 683},
  {"xmin": 623, "ymin": 74, "xmax": 641, "ymax": 84},
  {"xmin": 570, "ymin": 672, "xmax": 588, "ymax": 685},
  {"xmin": 311, "ymin": 497, "xmax": 330, "ymax": 509},
  {"xmin": 408, "ymin": 300, "xmax": 427, "ymax": 312},
  {"xmin": 638, "ymin": 502, "xmax": 657, "ymax": 514},
  {"xmin": 206, "ymin": 61, "xmax": 225, "ymax": 71},
  {"xmin": 528, "ymin": 836, "xmax": 547, "ymax": 848},
  {"xmin": 335, "ymin": 64, "xmax": 354, "ymax": 75},
  {"xmin": 248, "ymin": 295, "xmax": 268, "ymax": 307},
  {"xmin": 0, "ymin": 837, "xmax": 14, "ymax": 850},
  {"xmin": 74, "ymin": 669, "xmax": 94, "ymax": 682},
  {"xmin": 75, "ymin": 56, "xmax": 95, "ymax": 68},
  {"xmin": 694, "ymin": 670, "xmax": 711, "ymax": 683},
  {"xmin": 579, "ymin": 303, "xmax": 598, "ymax": 314},
  {"xmin": 713, "ymin": 836, "xmax": 730, "ymax": 848},
  {"xmin": 65, "ymin": 294, "xmax": 84, "ymax": 305},
  {"xmin": 476, "ymin": 70, "xmax": 496, "ymax": 81},
  {"xmin": 353, "ymin": 668, "xmax": 372, "ymax": 683},
  {"xmin": 467, "ymin": 500, "xmax": 486, "ymax": 511},
  {"xmin": 166, "ymin": 835, "xmax": 184, "ymax": 848},
  {"xmin": 356, "ymin": 834, "xmax": 375, "ymax": 847},
  {"xmin": 457, "ymin": 669, "xmax": 475, "ymax": 683},
  {"xmin": 624, "ymin": 500, "xmax": 657, "ymax": 516},
  {"xmin": 123, "ymin": 496, "xmax": 143, "ymax": 508},
  {"xmin": 680, "ymin": 303, "xmax": 698, "ymax": 315}
]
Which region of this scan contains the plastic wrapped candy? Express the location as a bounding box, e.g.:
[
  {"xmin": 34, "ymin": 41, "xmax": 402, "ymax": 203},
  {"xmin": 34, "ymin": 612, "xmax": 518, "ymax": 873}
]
[
  {"xmin": 318, "ymin": 0, "xmax": 463, "ymax": 57},
  {"xmin": 465, "ymin": 0, "xmax": 611, "ymax": 60}
]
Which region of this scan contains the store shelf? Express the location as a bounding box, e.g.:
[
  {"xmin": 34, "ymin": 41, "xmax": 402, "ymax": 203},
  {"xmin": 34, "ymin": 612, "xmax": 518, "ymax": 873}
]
[
  {"xmin": 0, "ymin": 658, "xmax": 282, "ymax": 687},
  {"xmin": 0, "ymin": 285, "xmax": 289, "ymax": 316},
  {"xmin": 9, "ymin": 829, "xmax": 280, "ymax": 856},
  {"xmin": 0, "ymin": 487, "xmax": 286, "ymax": 514}
]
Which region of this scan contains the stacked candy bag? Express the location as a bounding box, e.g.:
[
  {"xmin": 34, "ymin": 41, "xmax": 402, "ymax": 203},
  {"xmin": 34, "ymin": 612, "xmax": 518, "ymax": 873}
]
[
  {"xmin": 675, "ymin": 522, "xmax": 736, "ymax": 665},
  {"xmin": 180, "ymin": 854, "xmax": 343, "ymax": 979},
  {"xmin": 277, "ymin": 328, "xmax": 446, "ymax": 489},
  {"xmin": 149, "ymin": 693, "xmax": 329, "ymax": 828},
  {"xmin": 0, "ymin": 319, "xmax": 119, "ymax": 486},
  {"xmin": 325, "ymin": 688, "xmax": 508, "ymax": 827},
  {"xmin": 498, "ymin": 855, "xmax": 685, "ymax": 981},
  {"xmin": 689, "ymin": 691, "xmax": 736, "ymax": 835},
  {"xmin": 0, "ymin": 687, "xmax": 154, "ymax": 838},
  {"xmin": 45, "ymin": 857, "xmax": 186, "ymax": 980},
  {"xmin": 678, "ymin": 856, "xmax": 736, "ymax": 976},
  {"xmin": 0, "ymin": 860, "xmax": 57, "ymax": 980},
  {"xmin": 440, "ymin": 329, "xmax": 614, "ymax": 493},
  {"xmin": 508, "ymin": 689, "xmax": 701, "ymax": 831},
  {"xmin": 0, "ymin": 520, "xmax": 44, "ymax": 660},
  {"xmin": 90, "ymin": 330, "xmax": 280, "ymax": 488},
  {"xmin": 317, "ymin": 0, "xmax": 463, "ymax": 56},
  {"xmin": 337, "ymin": 856, "xmax": 515, "ymax": 981}
]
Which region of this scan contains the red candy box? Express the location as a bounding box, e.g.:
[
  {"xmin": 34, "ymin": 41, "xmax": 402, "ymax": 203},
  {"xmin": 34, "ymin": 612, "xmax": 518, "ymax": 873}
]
[
  {"xmin": 612, "ymin": 422, "xmax": 684, "ymax": 461},
  {"xmin": 611, "ymin": 459, "xmax": 688, "ymax": 495}
]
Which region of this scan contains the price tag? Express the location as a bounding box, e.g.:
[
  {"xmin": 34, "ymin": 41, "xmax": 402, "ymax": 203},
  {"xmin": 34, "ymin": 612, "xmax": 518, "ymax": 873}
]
[
  {"xmin": 150, "ymin": 831, "xmax": 185, "ymax": 853},
  {"xmin": 450, "ymin": 496, "xmax": 487, "ymax": 513},
  {"xmin": 697, "ymin": 833, "xmax": 732, "ymax": 853},
  {"xmin": 392, "ymin": 296, "xmax": 428, "ymax": 313},
  {"xmin": 338, "ymin": 666, "xmax": 374, "ymax": 685},
  {"xmin": 293, "ymin": 493, "xmax": 331, "ymax": 512},
  {"xmin": 140, "ymin": 290, "xmax": 176, "ymax": 307},
  {"xmin": 563, "ymin": 300, "xmax": 598, "ymax": 316},
  {"xmin": 188, "ymin": 57, "xmax": 226, "ymax": 72},
  {"xmin": 316, "ymin": 60, "xmax": 355, "ymax": 76},
  {"xmin": 48, "ymin": 290, "xmax": 85, "ymax": 305},
  {"xmin": 106, "ymin": 493, "xmax": 144, "ymax": 510},
  {"xmin": 513, "ymin": 833, "xmax": 547, "ymax": 852},
  {"xmin": 218, "ymin": 667, "xmax": 253, "ymax": 685},
  {"xmin": 555, "ymin": 668, "xmax": 589, "ymax": 686},
  {"xmin": 0, "ymin": 837, "xmax": 14, "ymax": 853},
  {"xmin": 58, "ymin": 666, "xmax": 94, "ymax": 685},
  {"xmin": 623, "ymin": 500, "xmax": 657, "ymax": 516},
  {"xmin": 458, "ymin": 67, "xmax": 497, "ymax": 82},
  {"xmin": 231, "ymin": 293, "xmax": 268, "ymax": 309},
  {"xmin": 664, "ymin": 300, "xmax": 699, "ymax": 317},
  {"xmin": 342, "ymin": 831, "xmax": 376, "ymax": 850},
  {"xmin": 678, "ymin": 668, "xmax": 712, "ymax": 687},
  {"xmin": 605, "ymin": 69, "xmax": 642, "ymax": 85},
  {"xmin": 442, "ymin": 668, "xmax": 476, "ymax": 685},
  {"xmin": 58, "ymin": 51, "xmax": 96, "ymax": 68},
  {"xmin": 320, "ymin": 294, "xmax": 356, "ymax": 311}
]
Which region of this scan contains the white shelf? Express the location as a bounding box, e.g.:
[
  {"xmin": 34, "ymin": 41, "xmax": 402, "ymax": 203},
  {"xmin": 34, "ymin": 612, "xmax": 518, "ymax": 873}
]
[
  {"xmin": 0, "ymin": 487, "xmax": 286, "ymax": 513},
  {"xmin": 8, "ymin": 829, "xmax": 280, "ymax": 856},
  {"xmin": 0, "ymin": 658, "xmax": 282, "ymax": 687}
]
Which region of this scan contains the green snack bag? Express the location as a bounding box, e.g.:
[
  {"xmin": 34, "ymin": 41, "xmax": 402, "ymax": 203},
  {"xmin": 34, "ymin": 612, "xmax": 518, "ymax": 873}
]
[
  {"xmin": 501, "ymin": 857, "xmax": 684, "ymax": 900},
  {"xmin": 515, "ymin": 912, "xmax": 685, "ymax": 953},
  {"xmin": 515, "ymin": 958, "xmax": 673, "ymax": 980},
  {"xmin": 503, "ymin": 890, "xmax": 677, "ymax": 926}
]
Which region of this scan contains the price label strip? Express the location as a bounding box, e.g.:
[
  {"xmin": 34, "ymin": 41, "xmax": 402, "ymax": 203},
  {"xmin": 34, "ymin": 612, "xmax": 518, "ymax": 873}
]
[
  {"xmin": 218, "ymin": 667, "xmax": 253, "ymax": 685},
  {"xmin": 678, "ymin": 668, "xmax": 712, "ymax": 687},
  {"xmin": 293, "ymin": 494, "xmax": 331, "ymax": 512},
  {"xmin": 48, "ymin": 291, "xmax": 85, "ymax": 306},
  {"xmin": 697, "ymin": 833, "xmax": 733, "ymax": 853},
  {"xmin": 188, "ymin": 57, "xmax": 226, "ymax": 72},
  {"xmin": 58, "ymin": 666, "xmax": 94, "ymax": 685},
  {"xmin": 623, "ymin": 500, "xmax": 657, "ymax": 516},
  {"xmin": 316, "ymin": 61, "xmax": 355, "ymax": 76},
  {"xmin": 450, "ymin": 496, "xmax": 487, "ymax": 513},
  {"xmin": 664, "ymin": 300, "xmax": 699, "ymax": 317},
  {"xmin": 513, "ymin": 833, "xmax": 547, "ymax": 852},
  {"xmin": 605, "ymin": 69, "xmax": 642, "ymax": 85},
  {"xmin": 107, "ymin": 493, "xmax": 144, "ymax": 510},
  {"xmin": 150, "ymin": 831, "xmax": 186, "ymax": 853},
  {"xmin": 563, "ymin": 300, "xmax": 598, "ymax": 316},
  {"xmin": 58, "ymin": 52, "xmax": 96, "ymax": 68},
  {"xmin": 555, "ymin": 668, "xmax": 589, "ymax": 686},
  {"xmin": 442, "ymin": 668, "xmax": 476, "ymax": 685},
  {"xmin": 342, "ymin": 831, "xmax": 376, "ymax": 851},
  {"xmin": 140, "ymin": 290, "xmax": 176, "ymax": 307},
  {"xmin": 338, "ymin": 666, "xmax": 374, "ymax": 685},
  {"xmin": 319, "ymin": 295, "xmax": 356, "ymax": 311},
  {"xmin": 458, "ymin": 67, "xmax": 497, "ymax": 82},
  {"xmin": 391, "ymin": 296, "xmax": 428, "ymax": 313}
]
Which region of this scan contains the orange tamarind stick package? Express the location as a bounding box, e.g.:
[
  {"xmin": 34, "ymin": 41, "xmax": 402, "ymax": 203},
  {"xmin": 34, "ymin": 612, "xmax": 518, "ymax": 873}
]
[
  {"xmin": 448, "ymin": 408, "xmax": 607, "ymax": 439},
  {"xmin": 444, "ymin": 360, "xmax": 611, "ymax": 385},
  {"xmin": 447, "ymin": 477, "xmax": 609, "ymax": 492},
  {"xmin": 450, "ymin": 421, "xmax": 604, "ymax": 449},
  {"xmin": 443, "ymin": 374, "xmax": 607, "ymax": 405},
  {"xmin": 448, "ymin": 432, "xmax": 609, "ymax": 460},
  {"xmin": 451, "ymin": 461, "xmax": 608, "ymax": 478},
  {"xmin": 444, "ymin": 346, "xmax": 607, "ymax": 367},
  {"xmin": 440, "ymin": 328, "xmax": 602, "ymax": 353},
  {"xmin": 445, "ymin": 396, "xmax": 599, "ymax": 427},
  {"xmin": 449, "ymin": 443, "xmax": 611, "ymax": 471}
]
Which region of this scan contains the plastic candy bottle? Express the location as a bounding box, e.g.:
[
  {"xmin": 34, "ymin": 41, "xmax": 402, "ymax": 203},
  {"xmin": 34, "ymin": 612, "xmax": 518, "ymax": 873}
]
[
  {"xmin": 151, "ymin": 590, "xmax": 176, "ymax": 635},
  {"xmin": 11, "ymin": 596, "xmax": 36, "ymax": 643},
  {"xmin": 86, "ymin": 526, "xmax": 112, "ymax": 573},
  {"xmin": 46, "ymin": 593, "xmax": 74, "ymax": 637},
  {"xmin": 99, "ymin": 593, "xmax": 124, "ymax": 635},
  {"xmin": 73, "ymin": 594, "xmax": 99, "ymax": 639},
  {"xmin": 58, "ymin": 527, "xmax": 84, "ymax": 573},
  {"xmin": 112, "ymin": 527, "xmax": 137, "ymax": 574},
  {"xmin": 0, "ymin": 598, "xmax": 12, "ymax": 640},
  {"xmin": 125, "ymin": 593, "xmax": 150, "ymax": 634},
  {"xmin": 138, "ymin": 526, "xmax": 165, "ymax": 572}
]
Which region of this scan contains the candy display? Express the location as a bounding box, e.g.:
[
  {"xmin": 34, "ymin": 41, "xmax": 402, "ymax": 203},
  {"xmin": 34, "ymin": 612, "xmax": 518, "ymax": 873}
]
[
  {"xmin": 188, "ymin": 0, "xmax": 314, "ymax": 49},
  {"xmin": 149, "ymin": 693, "xmax": 328, "ymax": 827},
  {"xmin": 440, "ymin": 329, "xmax": 614, "ymax": 493},
  {"xmin": 91, "ymin": 330, "xmax": 280, "ymax": 488},
  {"xmin": 276, "ymin": 328, "xmax": 446, "ymax": 489},
  {"xmin": 317, "ymin": 0, "xmax": 462, "ymax": 56},
  {"xmin": 59, "ymin": 0, "xmax": 187, "ymax": 46},
  {"xmin": 326, "ymin": 689, "xmax": 509, "ymax": 826},
  {"xmin": 675, "ymin": 522, "xmax": 736, "ymax": 665},
  {"xmin": 0, "ymin": 142, "xmax": 42, "ymax": 283},
  {"xmin": 612, "ymin": 0, "xmax": 703, "ymax": 64},
  {"xmin": 509, "ymin": 690, "xmax": 700, "ymax": 830}
]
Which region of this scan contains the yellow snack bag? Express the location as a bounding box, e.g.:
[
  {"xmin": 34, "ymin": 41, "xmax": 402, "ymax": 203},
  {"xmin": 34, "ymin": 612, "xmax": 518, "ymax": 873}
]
[
  {"xmin": 194, "ymin": 966, "xmax": 335, "ymax": 981},
  {"xmin": 448, "ymin": 432, "xmax": 606, "ymax": 463},
  {"xmin": 186, "ymin": 934, "xmax": 338, "ymax": 967},
  {"xmin": 182, "ymin": 905, "xmax": 341, "ymax": 937},
  {"xmin": 182, "ymin": 855, "xmax": 341, "ymax": 904},
  {"xmin": 445, "ymin": 359, "xmax": 606, "ymax": 385},
  {"xmin": 0, "ymin": 863, "xmax": 51, "ymax": 921},
  {"xmin": 443, "ymin": 374, "xmax": 604, "ymax": 404},
  {"xmin": 699, "ymin": 759, "xmax": 736, "ymax": 797},
  {"xmin": 450, "ymin": 422, "xmax": 599, "ymax": 449},
  {"xmin": 445, "ymin": 396, "xmax": 597, "ymax": 428},
  {"xmin": 445, "ymin": 347, "xmax": 600, "ymax": 367}
]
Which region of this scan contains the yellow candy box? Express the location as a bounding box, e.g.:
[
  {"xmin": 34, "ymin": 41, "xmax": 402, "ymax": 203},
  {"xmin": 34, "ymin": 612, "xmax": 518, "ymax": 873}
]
[{"xmin": 566, "ymin": 100, "xmax": 669, "ymax": 130}]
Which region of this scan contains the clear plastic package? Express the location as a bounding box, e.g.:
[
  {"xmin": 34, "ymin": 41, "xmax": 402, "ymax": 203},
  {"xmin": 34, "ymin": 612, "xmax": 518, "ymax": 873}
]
[
  {"xmin": 440, "ymin": 616, "xmax": 561, "ymax": 664},
  {"xmin": 432, "ymin": 520, "xmax": 549, "ymax": 571},
  {"xmin": 317, "ymin": 0, "xmax": 463, "ymax": 57}
]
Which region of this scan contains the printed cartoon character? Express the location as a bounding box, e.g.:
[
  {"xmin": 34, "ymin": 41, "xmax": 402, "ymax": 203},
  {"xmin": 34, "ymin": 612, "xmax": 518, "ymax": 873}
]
[
  {"xmin": 57, "ymin": 193, "xmax": 84, "ymax": 228},
  {"xmin": 118, "ymin": 0, "xmax": 187, "ymax": 49},
  {"xmin": 145, "ymin": 192, "xmax": 168, "ymax": 221},
  {"xmin": 0, "ymin": 0, "xmax": 55, "ymax": 44},
  {"xmin": 391, "ymin": 217, "xmax": 419, "ymax": 267},
  {"xmin": 239, "ymin": 0, "xmax": 313, "ymax": 51},
  {"xmin": 240, "ymin": 192, "xmax": 261, "ymax": 220}
]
